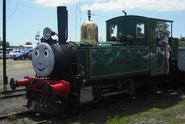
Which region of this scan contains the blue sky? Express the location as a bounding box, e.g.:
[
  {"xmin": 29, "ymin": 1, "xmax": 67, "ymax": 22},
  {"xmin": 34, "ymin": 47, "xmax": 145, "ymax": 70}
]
[{"xmin": 0, "ymin": 0, "xmax": 185, "ymax": 46}]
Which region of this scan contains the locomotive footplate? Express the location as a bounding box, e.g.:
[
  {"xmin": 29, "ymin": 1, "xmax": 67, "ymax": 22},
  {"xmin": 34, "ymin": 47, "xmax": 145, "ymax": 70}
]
[{"xmin": 25, "ymin": 91, "xmax": 68, "ymax": 115}]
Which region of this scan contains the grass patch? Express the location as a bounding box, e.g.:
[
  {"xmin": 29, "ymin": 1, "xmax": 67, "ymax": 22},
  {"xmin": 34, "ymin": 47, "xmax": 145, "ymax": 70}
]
[
  {"xmin": 70, "ymin": 96, "xmax": 185, "ymax": 124},
  {"xmin": 0, "ymin": 59, "xmax": 33, "ymax": 72},
  {"xmin": 106, "ymin": 100, "xmax": 185, "ymax": 124},
  {"xmin": 18, "ymin": 96, "xmax": 24, "ymax": 101},
  {"xmin": 21, "ymin": 119, "xmax": 29, "ymax": 124},
  {"xmin": 7, "ymin": 114, "xmax": 16, "ymax": 121}
]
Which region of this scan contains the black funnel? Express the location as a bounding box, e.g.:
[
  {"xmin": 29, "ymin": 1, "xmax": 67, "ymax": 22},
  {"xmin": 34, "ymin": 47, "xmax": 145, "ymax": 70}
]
[{"xmin": 57, "ymin": 6, "xmax": 68, "ymax": 42}]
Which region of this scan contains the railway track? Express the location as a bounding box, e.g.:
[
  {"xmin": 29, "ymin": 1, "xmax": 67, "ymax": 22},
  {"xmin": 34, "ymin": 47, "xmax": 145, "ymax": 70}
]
[
  {"xmin": 1, "ymin": 88, "xmax": 26, "ymax": 94},
  {"xmin": 0, "ymin": 88, "xmax": 26, "ymax": 99},
  {"xmin": 0, "ymin": 109, "xmax": 84, "ymax": 123},
  {"xmin": 0, "ymin": 111, "xmax": 31, "ymax": 121},
  {"xmin": 0, "ymin": 111, "xmax": 54, "ymax": 123},
  {"xmin": 0, "ymin": 87, "xmax": 182, "ymax": 123}
]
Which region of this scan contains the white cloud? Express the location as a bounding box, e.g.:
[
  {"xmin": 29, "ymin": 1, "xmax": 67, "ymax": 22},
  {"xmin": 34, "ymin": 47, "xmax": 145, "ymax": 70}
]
[
  {"xmin": 34, "ymin": 0, "xmax": 185, "ymax": 11},
  {"xmin": 34, "ymin": 0, "xmax": 77, "ymax": 7},
  {"xmin": 34, "ymin": 0, "xmax": 105, "ymax": 7},
  {"xmin": 81, "ymin": 0, "xmax": 185, "ymax": 11}
]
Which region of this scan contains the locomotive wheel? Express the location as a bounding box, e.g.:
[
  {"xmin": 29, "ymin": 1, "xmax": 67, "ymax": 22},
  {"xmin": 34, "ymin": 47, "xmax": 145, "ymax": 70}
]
[
  {"xmin": 94, "ymin": 96, "xmax": 108, "ymax": 107},
  {"xmin": 121, "ymin": 79, "xmax": 136, "ymax": 101}
]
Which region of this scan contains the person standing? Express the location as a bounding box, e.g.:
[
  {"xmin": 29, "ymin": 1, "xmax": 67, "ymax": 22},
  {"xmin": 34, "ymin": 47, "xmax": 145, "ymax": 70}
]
[{"xmin": 162, "ymin": 38, "xmax": 171, "ymax": 73}]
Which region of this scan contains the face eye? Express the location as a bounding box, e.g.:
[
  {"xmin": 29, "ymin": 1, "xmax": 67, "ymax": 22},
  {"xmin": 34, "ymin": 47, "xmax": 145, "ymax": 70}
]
[
  {"xmin": 44, "ymin": 49, "xmax": 49, "ymax": 57},
  {"xmin": 35, "ymin": 49, "xmax": 39, "ymax": 57}
]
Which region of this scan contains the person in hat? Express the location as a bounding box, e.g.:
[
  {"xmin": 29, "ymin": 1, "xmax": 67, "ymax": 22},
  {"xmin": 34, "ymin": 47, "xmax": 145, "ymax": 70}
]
[
  {"xmin": 163, "ymin": 38, "xmax": 171, "ymax": 73},
  {"xmin": 137, "ymin": 27, "xmax": 144, "ymax": 37}
]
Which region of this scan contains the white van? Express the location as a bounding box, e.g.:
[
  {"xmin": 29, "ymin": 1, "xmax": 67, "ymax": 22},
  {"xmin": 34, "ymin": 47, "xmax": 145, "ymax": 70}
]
[
  {"xmin": 0, "ymin": 50, "xmax": 11, "ymax": 59},
  {"xmin": 10, "ymin": 50, "xmax": 20, "ymax": 54},
  {"xmin": 9, "ymin": 50, "xmax": 21, "ymax": 58}
]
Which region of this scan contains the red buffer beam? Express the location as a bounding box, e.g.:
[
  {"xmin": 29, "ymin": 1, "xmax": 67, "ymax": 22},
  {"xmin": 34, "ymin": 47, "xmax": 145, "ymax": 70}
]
[{"xmin": 10, "ymin": 76, "xmax": 70, "ymax": 97}]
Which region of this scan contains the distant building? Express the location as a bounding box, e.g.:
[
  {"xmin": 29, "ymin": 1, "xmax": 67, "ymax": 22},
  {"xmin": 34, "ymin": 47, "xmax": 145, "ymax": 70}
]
[
  {"xmin": 19, "ymin": 45, "xmax": 36, "ymax": 50},
  {"xmin": 10, "ymin": 46, "xmax": 20, "ymax": 50},
  {"xmin": 9, "ymin": 45, "xmax": 36, "ymax": 51}
]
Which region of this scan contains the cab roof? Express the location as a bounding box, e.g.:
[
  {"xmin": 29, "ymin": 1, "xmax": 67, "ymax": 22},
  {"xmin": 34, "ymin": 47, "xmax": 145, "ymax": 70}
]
[{"xmin": 106, "ymin": 15, "xmax": 173, "ymax": 23}]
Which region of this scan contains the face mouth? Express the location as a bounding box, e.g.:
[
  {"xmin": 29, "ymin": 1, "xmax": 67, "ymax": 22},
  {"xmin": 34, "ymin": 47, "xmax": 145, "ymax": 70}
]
[
  {"xmin": 38, "ymin": 68, "xmax": 45, "ymax": 71},
  {"xmin": 36, "ymin": 64, "xmax": 47, "ymax": 72}
]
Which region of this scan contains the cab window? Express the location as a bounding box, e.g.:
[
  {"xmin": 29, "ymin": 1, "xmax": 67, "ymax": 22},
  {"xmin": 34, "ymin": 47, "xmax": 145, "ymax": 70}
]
[
  {"xmin": 110, "ymin": 25, "xmax": 118, "ymax": 39},
  {"xmin": 136, "ymin": 23, "xmax": 145, "ymax": 38}
]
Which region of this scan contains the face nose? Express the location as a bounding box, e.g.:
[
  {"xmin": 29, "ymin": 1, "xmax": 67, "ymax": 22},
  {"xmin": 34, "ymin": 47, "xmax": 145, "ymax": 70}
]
[{"xmin": 38, "ymin": 55, "xmax": 43, "ymax": 64}]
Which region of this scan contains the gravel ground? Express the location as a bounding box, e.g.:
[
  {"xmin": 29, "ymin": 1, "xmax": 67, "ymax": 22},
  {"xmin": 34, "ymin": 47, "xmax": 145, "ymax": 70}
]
[
  {"xmin": 0, "ymin": 97, "xmax": 28, "ymax": 116},
  {"xmin": 0, "ymin": 70, "xmax": 34, "ymax": 116},
  {"xmin": 0, "ymin": 69, "xmax": 35, "ymax": 81}
]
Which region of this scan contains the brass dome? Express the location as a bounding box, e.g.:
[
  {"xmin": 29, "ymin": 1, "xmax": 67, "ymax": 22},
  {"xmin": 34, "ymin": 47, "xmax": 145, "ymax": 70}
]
[{"xmin": 81, "ymin": 20, "xmax": 99, "ymax": 45}]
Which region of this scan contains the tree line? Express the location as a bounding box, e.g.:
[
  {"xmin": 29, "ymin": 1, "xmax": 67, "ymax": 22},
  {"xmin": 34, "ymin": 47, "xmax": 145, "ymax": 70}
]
[
  {"xmin": 155, "ymin": 21, "xmax": 185, "ymax": 46},
  {"xmin": 0, "ymin": 41, "xmax": 32, "ymax": 48}
]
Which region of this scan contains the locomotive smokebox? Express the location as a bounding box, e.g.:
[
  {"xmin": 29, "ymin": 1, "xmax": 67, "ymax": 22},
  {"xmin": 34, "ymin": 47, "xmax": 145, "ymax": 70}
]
[{"xmin": 57, "ymin": 6, "xmax": 68, "ymax": 42}]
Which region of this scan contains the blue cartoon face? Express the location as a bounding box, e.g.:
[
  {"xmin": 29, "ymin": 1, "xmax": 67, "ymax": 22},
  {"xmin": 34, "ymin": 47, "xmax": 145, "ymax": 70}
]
[{"xmin": 32, "ymin": 43, "xmax": 55, "ymax": 77}]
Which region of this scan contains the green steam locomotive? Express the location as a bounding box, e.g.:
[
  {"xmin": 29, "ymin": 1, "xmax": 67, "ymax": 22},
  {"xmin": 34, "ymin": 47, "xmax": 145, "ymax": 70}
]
[{"xmin": 10, "ymin": 6, "xmax": 179, "ymax": 114}]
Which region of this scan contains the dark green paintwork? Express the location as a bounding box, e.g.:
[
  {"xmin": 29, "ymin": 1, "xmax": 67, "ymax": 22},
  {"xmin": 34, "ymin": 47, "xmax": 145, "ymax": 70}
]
[
  {"xmin": 90, "ymin": 47, "xmax": 149, "ymax": 79},
  {"xmin": 106, "ymin": 16, "xmax": 150, "ymax": 46},
  {"xmin": 106, "ymin": 15, "xmax": 173, "ymax": 46},
  {"xmin": 78, "ymin": 48, "xmax": 89, "ymax": 79},
  {"xmin": 78, "ymin": 45, "xmax": 149, "ymax": 81},
  {"xmin": 150, "ymin": 46, "xmax": 165, "ymax": 75},
  {"xmin": 105, "ymin": 15, "xmax": 179, "ymax": 76},
  {"xmin": 171, "ymin": 38, "xmax": 179, "ymax": 61}
]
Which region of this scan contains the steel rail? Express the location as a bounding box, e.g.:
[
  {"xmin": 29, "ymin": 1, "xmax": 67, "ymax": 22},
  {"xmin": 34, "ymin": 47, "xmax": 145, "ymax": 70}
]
[
  {"xmin": 0, "ymin": 93, "xmax": 25, "ymax": 99},
  {"xmin": 0, "ymin": 111, "xmax": 31, "ymax": 121},
  {"xmin": 1, "ymin": 88, "xmax": 26, "ymax": 94}
]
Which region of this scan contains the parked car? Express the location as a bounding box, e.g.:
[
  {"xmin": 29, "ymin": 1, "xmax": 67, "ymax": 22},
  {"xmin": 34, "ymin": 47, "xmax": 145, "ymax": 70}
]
[
  {"xmin": 0, "ymin": 48, "xmax": 10, "ymax": 53},
  {"xmin": 12, "ymin": 49, "xmax": 34, "ymax": 60},
  {"xmin": 28, "ymin": 52, "xmax": 33, "ymax": 60},
  {"xmin": 7, "ymin": 48, "xmax": 14, "ymax": 52},
  {"xmin": 9, "ymin": 50, "xmax": 21, "ymax": 58},
  {"xmin": 0, "ymin": 50, "xmax": 11, "ymax": 59},
  {"xmin": 10, "ymin": 49, "xmax": 20, "ymax": 54}
]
